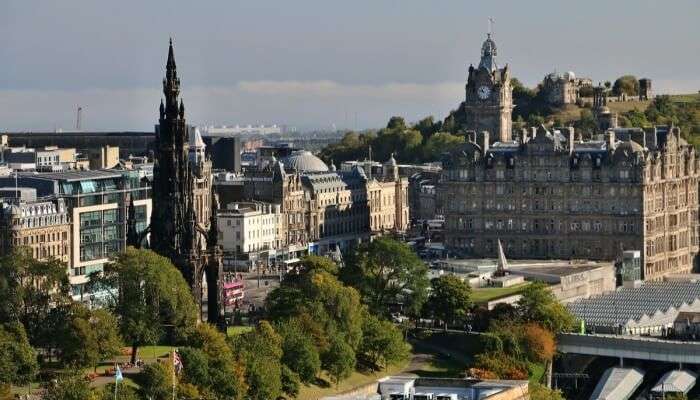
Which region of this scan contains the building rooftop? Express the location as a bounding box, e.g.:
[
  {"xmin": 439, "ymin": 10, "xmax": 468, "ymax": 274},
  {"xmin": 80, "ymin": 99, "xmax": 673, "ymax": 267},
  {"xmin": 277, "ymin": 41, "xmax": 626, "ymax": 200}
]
[
  {"xmin": 21, "ymin": 169, "xmax": 122, "ymax": 182},
  {"xmin": 568, "ymin": 282, "xmax": 700, "ymax": 329},
  {"xmin": 280, "ymin": 150, "xmax": 328, "ymax": 172},
  {"xmin": 651, "ymin": 369, "xmax": 697, "ymax": 394}
]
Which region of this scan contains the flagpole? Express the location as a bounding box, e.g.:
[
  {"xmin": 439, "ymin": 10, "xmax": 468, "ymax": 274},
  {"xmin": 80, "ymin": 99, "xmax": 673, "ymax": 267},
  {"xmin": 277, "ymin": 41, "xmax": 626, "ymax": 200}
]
[
  {"xmin": 172, "ymin": 349, "xmax": 176, "ymax": 400},
  {"xmin": 114, "ymin": 363, "xmax": 118, "ymax": 400}
]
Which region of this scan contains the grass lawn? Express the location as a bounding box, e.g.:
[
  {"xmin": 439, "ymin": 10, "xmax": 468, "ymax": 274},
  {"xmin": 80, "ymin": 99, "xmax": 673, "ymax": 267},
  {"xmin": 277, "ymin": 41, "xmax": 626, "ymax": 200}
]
[
  {"xmin": 294, "ymin": 360, "xmax": 410, "ymax": 400},
  {"xmin": 528, "ymin": 362, "xmax": 546, "ymax": 384},
  {"xmin": 670, "ymin": 93, "xmax": 700, "ymax": 104},
  {"xmin": 471, "ymin": 282, "xmax": 530, "ymax": 304},
  {"xmin": 227, "ymin": 325, "xmax": 253, "ymax": 337}
]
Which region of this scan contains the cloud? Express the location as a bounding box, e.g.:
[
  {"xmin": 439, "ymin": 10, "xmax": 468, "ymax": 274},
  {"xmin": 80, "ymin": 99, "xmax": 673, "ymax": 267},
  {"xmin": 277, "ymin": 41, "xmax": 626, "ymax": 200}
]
[
  {"xmin": 1, "ymin": 78, "xmax": 697, "ymax": 132},
  {"xmin": 0, "ymin": 81, "xmax": 465, "ymax": 131}
]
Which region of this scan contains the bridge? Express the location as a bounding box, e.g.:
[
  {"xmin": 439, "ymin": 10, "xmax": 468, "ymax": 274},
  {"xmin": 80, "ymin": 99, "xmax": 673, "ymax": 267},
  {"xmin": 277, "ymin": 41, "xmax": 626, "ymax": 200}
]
[{"xmin": 558, "ymin": 333, "xmax": 700, "ymax": 365}]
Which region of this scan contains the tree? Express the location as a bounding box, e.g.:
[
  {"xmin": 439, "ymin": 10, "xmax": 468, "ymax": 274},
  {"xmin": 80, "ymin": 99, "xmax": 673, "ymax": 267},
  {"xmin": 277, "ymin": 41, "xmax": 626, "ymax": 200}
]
[
  {"xmin": 88, "ymin": 247, "xmax": 198, "ymax": 363},
  {"xmin": 280, "ymin": 365, "xmax": 300, "ymax": 398},
  {"xmin": 517, "ymin": 282, "xmax": 575, "ymax": 333},
  {"xmin": 422, "ymin": 133, "xmax": 465, "ymax": 161},
  {"xmin": 56, "ymin": 305, "xmax": 122, "ymax": 371},
  {"xmin": 182, "ymin": 323, "xmax": 247, "ymax": 399},
  {"xmin": 278, "ymin": 318, "xmax": 321, "ymax": 383},
  {"xmin": 341, "ymin": 237, "xmax": 429, "ymax": 318},
  {"xmin": 137, "ymin": 362, "xmax": 173, "ymax": 400},
  {"xmin": 0, "ymin": 248, "xmax": 71, "ymax": 345},
  {"xmin": 529, "ymin": 382, "xmax": 565, "ymax": 400},
  {"xmin": 359, "ymin": 313, "xmax": 410, "ymax": 370},
  {"xmin": 299, "ymin": 254, "xmax": 338, "ymax": 276},
  {"xmin": 521, "ymin": 323, "xmax": 556, "ymax": 362},
  {"xmin": 322, "ymin": 336, "xmax": 356, "ymax": 386},
  {"xmin": 0, "ymin": 322, "xmax": 38, "ymax": 387},
  {"xmin": 574, "ymin": 108, "xmax": 598, "ymax": 135},
  {"xmin": 233, "ymin": 321, "xmax": 283, "ymax": 400},
  {"xmin": 267, "ymin": 267, "xmax": 365, "ymax": 351},
  {"xmin": 612, "ymin": 75, "xmax": 639, "ymax": 96},
  {"xmin": 426, "ymin": 275, "xmax": 472, "ymax": 328},
  {"xmin": 414, "ymin": 116, "xmax": 441, "ymax": 142},
  {"xmin": 42, "ymin": 373, "xmax": 97, "ymax": 400},
  {"xmin": 473, "ymin": 352, "xmax": 528, "ymax": 380},
  {"xmin": 99, "ymin": 384, "xmax": 139, "ymax": 400}
]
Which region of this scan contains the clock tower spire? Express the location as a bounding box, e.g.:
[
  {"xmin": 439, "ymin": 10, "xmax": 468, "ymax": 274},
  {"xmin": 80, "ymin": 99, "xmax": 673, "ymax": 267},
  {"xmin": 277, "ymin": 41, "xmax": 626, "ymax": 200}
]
[{"xmin": 460, "ymin": 31, "xmax": 513, "ymax": 143}]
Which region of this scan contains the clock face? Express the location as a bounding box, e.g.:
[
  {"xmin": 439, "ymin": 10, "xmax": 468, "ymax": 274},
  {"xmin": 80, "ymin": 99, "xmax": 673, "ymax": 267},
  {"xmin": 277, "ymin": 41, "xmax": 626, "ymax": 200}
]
[{"xmin": 477, "ymin": 85, "xmax": 491, "ymax": 100}]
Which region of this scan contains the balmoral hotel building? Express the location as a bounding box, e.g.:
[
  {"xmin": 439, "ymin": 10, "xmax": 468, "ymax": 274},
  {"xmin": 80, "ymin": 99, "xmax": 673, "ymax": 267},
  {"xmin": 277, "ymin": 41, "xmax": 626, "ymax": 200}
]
[{"xmin": 438, "ymin": 125, "xmax": 700, "ymax": 281}]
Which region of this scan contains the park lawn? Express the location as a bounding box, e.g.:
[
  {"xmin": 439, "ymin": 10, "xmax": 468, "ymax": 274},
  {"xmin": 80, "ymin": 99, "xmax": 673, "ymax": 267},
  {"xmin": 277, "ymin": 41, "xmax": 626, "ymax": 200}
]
[
  {"xmin": 528, "ymin": 362, "xmax": 546, "ymax": 384},
  {"xmin": 227, "ymin": 325, "xmax": 253, "ymax": 337},
  {"xmin": 294, "ymin": 360, "xmax": 410, "ymax": 400},
  {"xmin": 471, "ymin": 282, "xmax": 530, "ymax": 304}
]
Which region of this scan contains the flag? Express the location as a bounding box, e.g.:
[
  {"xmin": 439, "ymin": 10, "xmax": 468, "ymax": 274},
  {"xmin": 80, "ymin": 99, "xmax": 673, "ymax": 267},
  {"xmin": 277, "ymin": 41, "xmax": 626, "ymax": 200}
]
[
  {"xmin": 115, "ymin": 365, "xmax": 123, "ymax": 382},
  {"xmin": 172, "ymin": 350, "xmax": 183, "ymax": 374}
]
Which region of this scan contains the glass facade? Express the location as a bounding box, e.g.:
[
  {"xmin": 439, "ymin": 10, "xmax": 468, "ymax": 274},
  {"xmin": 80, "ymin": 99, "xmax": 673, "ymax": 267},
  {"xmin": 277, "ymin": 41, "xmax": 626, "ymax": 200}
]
[{"xmin": 79, "ymin": 208, "xmax": 124, "ymax": 262}]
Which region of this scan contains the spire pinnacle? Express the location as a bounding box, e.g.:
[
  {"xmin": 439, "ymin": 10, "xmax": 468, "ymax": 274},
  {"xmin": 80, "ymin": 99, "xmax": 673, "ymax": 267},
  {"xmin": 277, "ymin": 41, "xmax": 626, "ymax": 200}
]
[{"xmin": 166, "ymin": 38, "xmax": 177, "ymax": 74}]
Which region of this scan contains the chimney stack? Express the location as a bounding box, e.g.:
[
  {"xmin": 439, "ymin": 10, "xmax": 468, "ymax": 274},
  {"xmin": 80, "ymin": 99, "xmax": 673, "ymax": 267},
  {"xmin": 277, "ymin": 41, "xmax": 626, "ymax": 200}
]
[
  {"xmin": 606, "ymin": 130, "xmax": 616, "ymax": 150},
  {"xmin": 479, "ymin": 131, "xmax": 490, "ymax": 153}
]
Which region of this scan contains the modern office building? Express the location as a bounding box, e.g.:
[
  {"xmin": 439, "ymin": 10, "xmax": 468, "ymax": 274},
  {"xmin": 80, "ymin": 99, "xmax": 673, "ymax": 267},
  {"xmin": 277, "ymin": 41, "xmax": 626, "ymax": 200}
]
[{"xmin": 0, "ymin": 170, "xmax": 152, "ymax": 300}]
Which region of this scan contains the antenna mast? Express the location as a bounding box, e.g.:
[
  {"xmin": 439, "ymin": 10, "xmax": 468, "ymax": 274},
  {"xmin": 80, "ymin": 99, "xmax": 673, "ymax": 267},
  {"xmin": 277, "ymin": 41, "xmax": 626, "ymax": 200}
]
[{"xmin": 76, "ymin": 106, "xmax": 83, "ymax": 131}]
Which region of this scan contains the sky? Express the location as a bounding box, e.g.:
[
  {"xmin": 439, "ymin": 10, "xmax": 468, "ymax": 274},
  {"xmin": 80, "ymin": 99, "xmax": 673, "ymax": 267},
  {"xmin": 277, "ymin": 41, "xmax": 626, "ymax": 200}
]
[{"xmin": 1, "ymin": 0, "xmax": 699, "ymax": 131}]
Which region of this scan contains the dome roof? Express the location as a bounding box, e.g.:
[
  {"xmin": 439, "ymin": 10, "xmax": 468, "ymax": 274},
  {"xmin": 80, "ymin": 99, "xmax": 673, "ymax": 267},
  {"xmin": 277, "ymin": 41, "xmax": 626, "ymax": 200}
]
[
  {"xmin": 280, "ymin": 151, "xmax": 329, "ymax": 172},
  {"xmin": 564, "ymin": 71, "xmax": 576, "ymax": 81}
]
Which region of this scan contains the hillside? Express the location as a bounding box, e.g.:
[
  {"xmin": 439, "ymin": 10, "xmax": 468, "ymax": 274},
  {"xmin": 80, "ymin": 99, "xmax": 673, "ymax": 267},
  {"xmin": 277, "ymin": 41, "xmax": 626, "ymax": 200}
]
[{"xmin": 546, "ymin": 94, "xmax": 698, "ymax": 125}]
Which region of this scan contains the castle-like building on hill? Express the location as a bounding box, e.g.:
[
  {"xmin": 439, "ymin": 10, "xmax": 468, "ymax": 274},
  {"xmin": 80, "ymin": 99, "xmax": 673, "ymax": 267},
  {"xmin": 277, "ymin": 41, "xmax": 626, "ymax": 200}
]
[
  {"xmin": 148, "ymin": 40, "xmax": 223, "ymax": 322},
  {"xmin": 458, "ymin": 33, "xmax": 513, "ymax": 143}
]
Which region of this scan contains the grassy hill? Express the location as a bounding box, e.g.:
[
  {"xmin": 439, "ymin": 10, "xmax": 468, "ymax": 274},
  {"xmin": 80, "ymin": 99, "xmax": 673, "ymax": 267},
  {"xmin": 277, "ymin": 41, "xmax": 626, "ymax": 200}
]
[{"xmin": 544, "ymin": 93, "xmax": 698, "ymax": 126}]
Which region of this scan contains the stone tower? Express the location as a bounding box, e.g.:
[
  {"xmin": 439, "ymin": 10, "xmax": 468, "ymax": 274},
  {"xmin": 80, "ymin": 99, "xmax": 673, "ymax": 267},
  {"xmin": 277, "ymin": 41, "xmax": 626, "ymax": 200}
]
[
  {"xmin": 150, "ymin": 39, "xmax": 223, "ymax": 324},
  {"xmin": 462, "ymin": 33, "xmax": 513, "ymax": 143}
]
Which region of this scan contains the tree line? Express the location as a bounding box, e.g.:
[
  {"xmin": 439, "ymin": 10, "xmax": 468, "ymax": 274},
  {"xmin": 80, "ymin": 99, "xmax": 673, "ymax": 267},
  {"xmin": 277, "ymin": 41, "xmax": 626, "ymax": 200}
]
[{"xmin": 1, "ymin": 237, "xmax": 579, "ymax": 399}]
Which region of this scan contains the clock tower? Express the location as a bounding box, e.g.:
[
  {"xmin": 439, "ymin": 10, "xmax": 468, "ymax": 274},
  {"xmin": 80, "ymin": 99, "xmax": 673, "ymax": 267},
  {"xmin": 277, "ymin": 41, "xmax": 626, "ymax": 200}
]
[{"xmin": 462, "ymin": 33, "xmax": 513, "ymax": 143}]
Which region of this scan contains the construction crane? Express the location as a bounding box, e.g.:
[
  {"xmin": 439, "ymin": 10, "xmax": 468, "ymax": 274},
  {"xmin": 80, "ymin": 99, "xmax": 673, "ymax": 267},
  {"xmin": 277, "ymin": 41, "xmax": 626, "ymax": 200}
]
[{"xmin": 75, "ymin": 106, "xmax": 83, "ymax": 131}]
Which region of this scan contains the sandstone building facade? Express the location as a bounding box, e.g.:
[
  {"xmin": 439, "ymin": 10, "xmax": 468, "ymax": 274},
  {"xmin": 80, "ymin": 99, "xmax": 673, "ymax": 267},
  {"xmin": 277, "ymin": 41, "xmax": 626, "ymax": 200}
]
[
  {"xmin": 0, "ymin": 197, "xmax": 71, "ymax": 265},
  {"xmin": 438, "ymin": 125, "xmax": 699, "ymax": 280},
  {"xmin": 214, "ymin": 151, "xmax": 409, "ymax": 260}
]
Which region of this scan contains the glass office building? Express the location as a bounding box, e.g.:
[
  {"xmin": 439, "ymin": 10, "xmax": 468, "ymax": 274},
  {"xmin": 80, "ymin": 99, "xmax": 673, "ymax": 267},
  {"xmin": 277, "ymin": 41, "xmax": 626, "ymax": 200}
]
[{"xmin": 2, "ymin": 170, "xmax": 152, "ymax": 301}]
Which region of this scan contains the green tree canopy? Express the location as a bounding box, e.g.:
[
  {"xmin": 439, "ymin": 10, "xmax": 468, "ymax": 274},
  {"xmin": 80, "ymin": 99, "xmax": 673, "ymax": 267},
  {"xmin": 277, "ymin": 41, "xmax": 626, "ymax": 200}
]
[
  {"xmin": 612, "ymin": 75, "xmax": 639, "ymax": 96},
  {"xmin": 136, "ymin": 362, "xmax": 174, "ymax": 400},
  {"xmin": 42, "ymin": 372, "xmax": 98, "ymax": 400},
  {"xmin": 322, "ymin": 335, "xmax": 356, "ymax": 386},
  {"xmin": 422, "ymin": 133, "xmax": 465, "ymax": 160},
  {"xmin": 0, "ymin": 322, "xmax": 37, "ymax": 386},
  {"xmin": 359, "ymin": 313, "xmax": 410, "ymax": 371},
  {"xmin": 266, "ymin": 264, "xmax": 364, "ymax": 351},
  {"xmin": 341, "ymin": 237, "xmax": 429, "ymax": 318},
  {"xmin": 87, "ymin": 247, "xmax": 197, "ymax": 363},
  {"xmin": 182, "ymin": 323, "xmax": 247, "ymax": 399},
  {"xmin": 233, "ymin": 321, "xmax": 283, "ymax": 400},
  {"xmin": 426, "ymin": 275, "xmax": 473, "ymax": 327},
  {"xmin": 55, "ymin": 304, "xmax": 122, "ymax": 371},
  {"xmin": 0, "ymin": 248, "xmax": 70, "ymax": 345},
  {"xmin": 517, "ymin": 282, "xmax": 575, "ymax": 333},
  {"xmin": 278, "ymin": 317, "xmax": 321, "ymax": 383}
]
